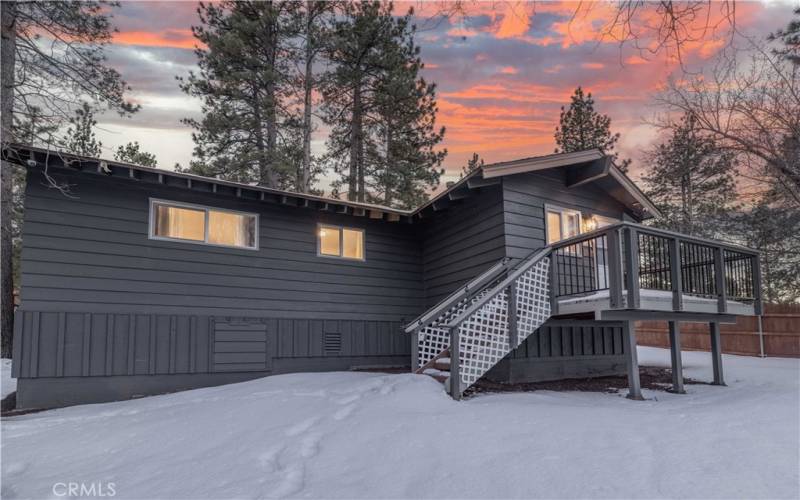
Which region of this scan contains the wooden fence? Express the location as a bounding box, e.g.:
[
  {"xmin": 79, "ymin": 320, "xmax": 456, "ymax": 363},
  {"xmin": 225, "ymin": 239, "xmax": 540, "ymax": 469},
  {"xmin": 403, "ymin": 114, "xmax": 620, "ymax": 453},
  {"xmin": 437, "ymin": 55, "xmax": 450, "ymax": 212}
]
[{"xmin": 636, "ymin": 304, "xmax": 800, "ymax": 358}]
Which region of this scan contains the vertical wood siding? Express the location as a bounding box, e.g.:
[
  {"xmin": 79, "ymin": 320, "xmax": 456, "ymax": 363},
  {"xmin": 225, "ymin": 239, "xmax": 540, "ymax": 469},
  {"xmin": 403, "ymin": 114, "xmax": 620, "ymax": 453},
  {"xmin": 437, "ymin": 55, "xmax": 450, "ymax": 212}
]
[{"xmin": 11, "ymin": 311, "xmax": 408, "ymax": 378}]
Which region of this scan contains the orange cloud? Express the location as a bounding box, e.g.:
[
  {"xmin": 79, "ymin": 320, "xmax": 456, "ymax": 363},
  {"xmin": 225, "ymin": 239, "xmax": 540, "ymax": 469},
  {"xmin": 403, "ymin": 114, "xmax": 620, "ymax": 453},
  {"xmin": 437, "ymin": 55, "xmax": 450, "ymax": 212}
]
[
  {"xmin": 581, "ymin": 62, "xmax": 605, "ymax": 70},
  {"xmin": 494, "ymin": 2, "xmax": 532, "ymax": 39},
  {"xmin": 500, "ymin": 66, "xmax": 518, "ymax": 75},
  {"xmin": 113, "ymin": 30, "xmax": 198, "ymax": 50}
]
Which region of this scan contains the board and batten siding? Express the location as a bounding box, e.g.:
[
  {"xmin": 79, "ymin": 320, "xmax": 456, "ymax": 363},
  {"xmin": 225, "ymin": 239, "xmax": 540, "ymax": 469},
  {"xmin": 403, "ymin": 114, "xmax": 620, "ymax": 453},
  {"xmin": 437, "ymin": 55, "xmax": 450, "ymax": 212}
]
[
  {"xmin": 419, "ymin": 185, "xmax": 507, "ymax": 307},
  {"xmin": 14, "ymin": 170, "xmax": 417, "ymax": 406}
]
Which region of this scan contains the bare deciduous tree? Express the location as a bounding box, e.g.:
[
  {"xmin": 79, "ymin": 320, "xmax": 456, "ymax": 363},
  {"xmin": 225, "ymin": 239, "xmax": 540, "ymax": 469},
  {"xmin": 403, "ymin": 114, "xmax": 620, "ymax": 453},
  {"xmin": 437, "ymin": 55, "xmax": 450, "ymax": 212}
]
[{"xmin": 658, "ymin": 43, "xmax": 800, "ymax": 207}]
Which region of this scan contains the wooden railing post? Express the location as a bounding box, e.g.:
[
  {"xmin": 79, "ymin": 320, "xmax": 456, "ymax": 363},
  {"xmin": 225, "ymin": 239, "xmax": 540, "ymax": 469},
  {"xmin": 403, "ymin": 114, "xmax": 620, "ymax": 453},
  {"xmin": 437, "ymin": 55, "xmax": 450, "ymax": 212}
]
[
  {"xmin": 508, "ymin": 283, "xmax": 518, "ymax": 349},
  {"xmin": 623, "ymin": 227, "xmax": 640, "ymax": 309},
  {"xmin": 549, "ymin": 253, "xmax": 560, "ymax": 316},
  {"xmin": 668, "ymin": 237, "xmax": 683, "ymax": 311},
  {"xmin": 449, "ymin": 326, "xmax": 461, "ymax": 400},
  {"xmin": 714, "ymin": 246, "xmax": 727, "ymax": 313},
  {"xmin": 607, "ymin": 229, "xmax": 623, "ymax": 309}
]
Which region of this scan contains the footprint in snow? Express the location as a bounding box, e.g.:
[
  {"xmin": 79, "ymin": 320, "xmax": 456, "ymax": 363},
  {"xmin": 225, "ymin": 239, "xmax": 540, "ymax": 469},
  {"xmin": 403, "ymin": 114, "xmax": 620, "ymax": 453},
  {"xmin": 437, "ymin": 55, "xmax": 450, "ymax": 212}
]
[
  {"xmin": 257, "ymin": 444, "xmax": 286, "ymax": 473},
  {"xmin": 299, "ymin": 432, "xmax": 322, "ymax": 459},
  {"xmin": 285, "ymin": 416, "xmax": 319, "ymax": 437},
  {"xmin": 267, "ymin": 462, "xmax": 305, "ymax": 499},
  {"xmin": 332, "ymin": 404, "xmax": 356, "ymax": 421},
  {"xmin": 335, "ymin": 393, "xmax": 361, "ymax": 406}
]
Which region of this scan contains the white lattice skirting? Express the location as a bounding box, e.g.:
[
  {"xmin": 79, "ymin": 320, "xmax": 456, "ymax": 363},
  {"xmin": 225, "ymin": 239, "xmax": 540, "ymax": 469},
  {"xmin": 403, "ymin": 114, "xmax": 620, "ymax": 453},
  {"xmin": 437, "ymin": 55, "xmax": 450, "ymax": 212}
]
[{"xmin": 416, "ymin": 256, "xmax": 551, "ymax": 393}]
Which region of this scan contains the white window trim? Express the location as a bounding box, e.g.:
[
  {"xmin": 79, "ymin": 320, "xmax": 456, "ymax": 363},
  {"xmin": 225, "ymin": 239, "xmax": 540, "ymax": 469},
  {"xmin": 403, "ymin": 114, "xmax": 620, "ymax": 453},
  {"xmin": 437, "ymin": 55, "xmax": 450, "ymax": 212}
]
[
  {"xmin": 148, "ymin": 198, "xmax": 259, "ymax": 251},
  {"xmin": 316, "ymin": 223, "xmax": 365, "ymax": 261},
  {"xmin": 545, "ymin": 204, "xmax": 583, "ymax": 245}
]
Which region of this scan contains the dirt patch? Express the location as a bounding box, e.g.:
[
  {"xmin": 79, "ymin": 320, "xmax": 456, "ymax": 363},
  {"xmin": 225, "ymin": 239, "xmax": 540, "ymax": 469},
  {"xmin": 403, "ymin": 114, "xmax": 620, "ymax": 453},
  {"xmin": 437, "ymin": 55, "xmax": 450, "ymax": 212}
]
[{"xmin": 466, "ymin": 366, "xmax": 709, "ymax": 397}]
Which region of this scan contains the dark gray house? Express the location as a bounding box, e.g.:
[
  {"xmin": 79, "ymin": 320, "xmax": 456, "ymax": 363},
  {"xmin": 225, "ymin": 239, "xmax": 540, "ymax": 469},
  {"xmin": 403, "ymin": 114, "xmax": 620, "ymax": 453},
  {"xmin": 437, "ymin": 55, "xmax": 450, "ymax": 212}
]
[{"xmin": 5, "ymin": 146, "xmax": 762, "ymax": 408}]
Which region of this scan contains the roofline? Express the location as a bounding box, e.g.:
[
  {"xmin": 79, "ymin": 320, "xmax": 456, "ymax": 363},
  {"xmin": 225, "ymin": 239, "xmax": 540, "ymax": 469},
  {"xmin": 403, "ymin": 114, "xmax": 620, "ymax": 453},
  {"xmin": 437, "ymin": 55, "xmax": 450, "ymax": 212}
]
[
  {"xmin": 481, "ymin": 149, "xmax": 605, "ymax": 179},
  {"xmin": 3, "ymin": 144, "xmax": 414, "ymax": 218},
  {"xmin": 607, "ymin": 163, "xmax": 663, "ymax": 219},
  {"xmin": 5, "ymin": 144, "xmax": 662, "ymax": 220},
  {"xmin": 415, "ymin": 149, "xmax": 662, "ymax": 220}
]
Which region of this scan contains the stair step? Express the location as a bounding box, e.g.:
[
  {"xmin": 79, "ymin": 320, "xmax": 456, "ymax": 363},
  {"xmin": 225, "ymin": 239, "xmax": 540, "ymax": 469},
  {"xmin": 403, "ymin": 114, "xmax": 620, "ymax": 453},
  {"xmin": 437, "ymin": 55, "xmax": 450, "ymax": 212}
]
[{"xmin": 433, "ymin": 360, "xmax": 450, "ymax": 371}]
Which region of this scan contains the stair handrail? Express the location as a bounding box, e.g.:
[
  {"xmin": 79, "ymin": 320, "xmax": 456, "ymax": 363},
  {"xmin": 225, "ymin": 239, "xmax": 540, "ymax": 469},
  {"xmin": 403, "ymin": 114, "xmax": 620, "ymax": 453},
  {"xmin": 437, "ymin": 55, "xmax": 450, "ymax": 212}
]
[
  {"xmin": 443, "ymin": 223, "xmax": 628, "ymax": 330},
  {"xmin": 403, "ymin": 256, "xmax": 511, "ymax": 333},
  {"xmin": 443, "ymin": 247, "xmax": 552, "ymax": 330}
]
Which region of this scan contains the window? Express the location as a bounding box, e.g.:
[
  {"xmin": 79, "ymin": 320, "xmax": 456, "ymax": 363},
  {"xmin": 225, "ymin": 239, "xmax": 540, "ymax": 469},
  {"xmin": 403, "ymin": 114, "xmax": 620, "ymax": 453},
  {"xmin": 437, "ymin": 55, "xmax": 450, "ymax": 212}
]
[
  {"xmin": 318, "ymin": 224, "xmax": 364, "ymax": 260},
  {"xmin": 150, "ymin": 200, "xmax": 257, "ymax": 250},
  {"xmin": 545, "ymin": 205, "xmax": 582, "ymax": 244}
]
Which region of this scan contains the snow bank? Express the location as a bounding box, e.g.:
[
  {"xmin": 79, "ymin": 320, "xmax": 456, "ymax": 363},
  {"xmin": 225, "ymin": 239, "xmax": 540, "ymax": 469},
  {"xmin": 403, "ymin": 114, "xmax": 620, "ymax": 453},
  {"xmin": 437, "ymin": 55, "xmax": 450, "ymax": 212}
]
[
  {"xmin": 2, "ymin": 347, "xmax": 798, "ymax": 499},
  {"xmin": 1, "ymin": 358, "xmax": 15, "ymax": 400}
]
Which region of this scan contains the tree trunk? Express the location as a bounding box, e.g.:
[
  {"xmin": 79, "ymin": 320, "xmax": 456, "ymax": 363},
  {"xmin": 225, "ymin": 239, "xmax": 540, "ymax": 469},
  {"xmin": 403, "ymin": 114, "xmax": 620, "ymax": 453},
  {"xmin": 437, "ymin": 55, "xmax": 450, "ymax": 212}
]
[
  {"xmin": 264, "ymin": 3, "xmax": 279, "ymax": 189},
  {"xmin": 301, "ymin": 1, "xmax": 314, "ymax": 193},
  {"xmin": 1, "ymin": 0, "xmax": 17, "ymax": 358},
  {"xmin": 251, "ymin": 83, "xmax": 269, "ymax": 187},
  {"xmin": 349, "ymin": 79, "xmax": 362, "ymax": 201},
  {"xmin": 383, "ymin": 120, "xmax": 392, "ymax": 206}
]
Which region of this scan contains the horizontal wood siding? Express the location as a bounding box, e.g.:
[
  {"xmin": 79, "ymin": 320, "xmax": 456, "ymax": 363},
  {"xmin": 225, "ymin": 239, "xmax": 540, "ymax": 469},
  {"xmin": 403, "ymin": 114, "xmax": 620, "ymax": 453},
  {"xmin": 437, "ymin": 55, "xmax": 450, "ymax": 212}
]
[
  {"xmin": 420, "ymin": 185, "xmax": 506, "ymax": 306},
  {"xmin": 21, "ymin": 170, "xmax": 423, "ymax": 321},
  {"xmin": 12, "ymin": 311, "xmax": 408, "ymax": 378},
  {"xmin": 502, "ymin": 170, "xmax": 634, "ymax": 260}
]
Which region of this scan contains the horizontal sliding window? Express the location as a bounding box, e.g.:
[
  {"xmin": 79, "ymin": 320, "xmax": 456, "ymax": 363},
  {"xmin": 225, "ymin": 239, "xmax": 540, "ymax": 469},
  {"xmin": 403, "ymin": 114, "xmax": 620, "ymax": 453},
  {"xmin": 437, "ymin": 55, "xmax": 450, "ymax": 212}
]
[
  {"xmin": 318, "ymin": 224, "xmax": 364, "ymax": 260},
  {"xmin": 150, "ymin": 200, "xmax": 257, "ymax": 250}
]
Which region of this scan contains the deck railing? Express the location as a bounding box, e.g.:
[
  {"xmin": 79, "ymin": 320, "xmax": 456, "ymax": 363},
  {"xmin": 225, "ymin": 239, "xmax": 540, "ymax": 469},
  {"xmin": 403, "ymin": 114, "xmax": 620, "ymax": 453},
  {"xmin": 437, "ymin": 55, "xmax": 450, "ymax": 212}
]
[
  {"xmin": 406, "ymin": 221, "xmax": 761, "ymax": 399},
  {"xmin": 550, "ymin": 222, "xmax": 762, "ymax": 315}
]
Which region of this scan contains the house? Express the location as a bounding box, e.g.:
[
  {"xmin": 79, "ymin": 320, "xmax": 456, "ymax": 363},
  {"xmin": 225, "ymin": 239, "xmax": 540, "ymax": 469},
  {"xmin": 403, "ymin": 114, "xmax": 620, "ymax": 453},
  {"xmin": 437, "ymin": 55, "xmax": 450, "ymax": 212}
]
[{"xmin": 3, "ymin": 145, "xmax": 762, "ymax": 408}]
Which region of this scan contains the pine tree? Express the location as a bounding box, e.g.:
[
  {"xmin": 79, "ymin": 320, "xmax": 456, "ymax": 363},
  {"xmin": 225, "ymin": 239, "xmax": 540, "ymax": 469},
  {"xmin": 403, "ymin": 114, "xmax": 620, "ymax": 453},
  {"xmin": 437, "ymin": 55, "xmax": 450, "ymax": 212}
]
[
  {"xmin": 461, "ymin": 152, "xmax": 484, "ymax": 177},
  {"xmin": 114, "ymin": 142, "xmax": 158, "ymax": 167},
  {"xmin": 554, "ymin": 86, "xmax": 631, "ymax": 171},
  {"xmin": 369, "ymin": 10, "xmax": 445, "ymax": 209},
  {"xmin": 642, "ymin": 114, "xmax": 737, "ymax": 237},
  {"xmin": 294, "ymin": 0, "xmax": 335, "ymax": 193},
  {"xmin": 61, "ymin": 103, "xmax": 103, "ymax": 157},
  {"xmin": 769, "ymin": 7, "xmax": 799, "ymax": 65},
  {"xmin": 180, "ymin": 0, "xmax": 298, "ymax": 188},
  {"xmin": 322, "ymin": 1, "xmax": 445, "ymax": 206},
  {"xmin": 1, "ymin": 1, "xmax": 138, "ymax": 357}
]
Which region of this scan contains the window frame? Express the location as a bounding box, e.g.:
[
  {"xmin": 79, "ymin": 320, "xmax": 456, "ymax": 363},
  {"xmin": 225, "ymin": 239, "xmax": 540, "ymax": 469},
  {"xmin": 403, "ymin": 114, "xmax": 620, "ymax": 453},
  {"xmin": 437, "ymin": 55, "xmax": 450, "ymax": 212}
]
[
  {"xmin": 544, "ymin": 204, "xmax": 583, "ymax": 245},
  {"xmin": 148, "ymin": 198, "xmax": 259, "ymax": 251},
  {"xmin": 316, "ymin": 223, "xmax": 365, "ymax": 261}
]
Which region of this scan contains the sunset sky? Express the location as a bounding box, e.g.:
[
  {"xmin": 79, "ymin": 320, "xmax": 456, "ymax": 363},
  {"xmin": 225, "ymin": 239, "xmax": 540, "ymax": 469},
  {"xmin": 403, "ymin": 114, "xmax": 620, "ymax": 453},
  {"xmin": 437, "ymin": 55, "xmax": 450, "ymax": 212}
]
[{"xmin": 93, "ymin": 0, "xmax": 796, "ymax": 191}]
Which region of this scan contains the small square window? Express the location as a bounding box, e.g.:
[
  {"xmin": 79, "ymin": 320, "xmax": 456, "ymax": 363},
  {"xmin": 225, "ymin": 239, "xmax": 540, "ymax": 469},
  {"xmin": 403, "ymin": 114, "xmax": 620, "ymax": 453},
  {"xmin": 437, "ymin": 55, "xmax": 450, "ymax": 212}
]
[
  {"xmin": 342, "ymin": 229, "xmax": 364, "ymax": 260},
  {"xmin": 318, "ymin": 224, "xmax": 364, "ymax": 260},
  {"xmin": 319, "ymin": 226, "xmax": 341, "ymax": 256}
]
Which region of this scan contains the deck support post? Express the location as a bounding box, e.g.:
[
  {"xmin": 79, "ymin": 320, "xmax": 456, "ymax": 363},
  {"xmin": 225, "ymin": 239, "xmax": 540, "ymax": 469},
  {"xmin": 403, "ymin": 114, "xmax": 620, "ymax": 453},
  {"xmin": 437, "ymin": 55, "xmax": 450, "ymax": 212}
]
[
  {"xmin": 622, "ymin": 320, "xmax": 643, "ymax": 400},
  {"xmin": 709, "ymin": 322, "xmax": 725, "ymax": 386},
  {"xmin": 411, "ymin": 329, "xmax": 420, "ymax": 372},
  {"xmin": 449, "ymin": 326, "xmax": 461, "ymax": 400},
  {"xmin": 667, "ymin": 321, "xmax": 685, "ymax": 394}
]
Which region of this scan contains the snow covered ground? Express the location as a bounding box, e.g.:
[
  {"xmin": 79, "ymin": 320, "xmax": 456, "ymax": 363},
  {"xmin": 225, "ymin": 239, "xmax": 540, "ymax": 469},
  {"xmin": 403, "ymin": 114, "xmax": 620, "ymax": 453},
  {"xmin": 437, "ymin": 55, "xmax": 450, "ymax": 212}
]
[
  {"xmin": 2, "ymin": 347, "xmax": 798, "ymax": 499},
  {"xmin": 1, "ymin": 358, "xmax": 15, "ymax": 400}
]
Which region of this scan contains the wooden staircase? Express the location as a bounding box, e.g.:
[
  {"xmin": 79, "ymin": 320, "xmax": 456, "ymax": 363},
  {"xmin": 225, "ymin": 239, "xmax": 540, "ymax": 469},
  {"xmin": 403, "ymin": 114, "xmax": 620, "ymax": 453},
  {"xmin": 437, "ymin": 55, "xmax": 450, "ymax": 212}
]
[{"xmin": 406, "ymin": 248, "xmax": 552, "ymax": 399}]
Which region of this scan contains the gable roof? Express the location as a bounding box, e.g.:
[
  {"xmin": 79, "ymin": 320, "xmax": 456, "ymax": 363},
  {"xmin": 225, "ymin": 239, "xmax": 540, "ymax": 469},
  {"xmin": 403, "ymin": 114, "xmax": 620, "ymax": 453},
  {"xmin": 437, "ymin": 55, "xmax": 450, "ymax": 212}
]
[
  {"xmin": 418, "ymin": 149, "xmax": 661, "ymax": 219},
  {"xmin": 3, "ymin": 144, "xmax": 661, "ymax": 222}
]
